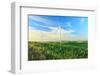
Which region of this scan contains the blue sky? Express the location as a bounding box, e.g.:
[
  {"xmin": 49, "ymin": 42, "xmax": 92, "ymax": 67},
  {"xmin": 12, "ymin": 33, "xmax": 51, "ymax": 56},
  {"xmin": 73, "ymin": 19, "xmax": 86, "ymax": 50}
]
[{"xmin": 28, "ymin": 15, "xmax": 88, "ymax": 41}]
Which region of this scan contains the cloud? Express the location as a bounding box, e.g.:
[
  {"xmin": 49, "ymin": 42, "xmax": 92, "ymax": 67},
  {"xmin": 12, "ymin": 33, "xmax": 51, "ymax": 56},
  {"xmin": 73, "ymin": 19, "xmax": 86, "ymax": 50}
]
[
  {"xmin": 29, "ymin": 16, "xmax": 57, "ymax": 27},
  {"xmin": 80, "ymin": 18, "xmax": 86, "ymax": 23},
  {"xmin": 28, "ymin": 16, "xmax": 88, "ymax": 41},
  {"xmin": 66, "ymin": 22, "xmax": 72, "ymax": 27},
  {"xmin": 29, "ymin": 26, "xmax": 35, "ymax": 30},
  {"xmin": 29, "ymin": 26, "xmax": 78, "ymax": 41},
  {"xmin": 29, "ymin": 16, "xmax": 74, "ymax": 32}
]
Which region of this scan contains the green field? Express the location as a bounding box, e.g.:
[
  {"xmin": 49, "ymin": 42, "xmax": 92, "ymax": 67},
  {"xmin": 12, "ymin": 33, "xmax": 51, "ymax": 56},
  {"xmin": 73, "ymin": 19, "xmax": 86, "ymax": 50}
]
[{"xmin": 28, "ymin": 41, "xmax": 88, "ymax": 60}]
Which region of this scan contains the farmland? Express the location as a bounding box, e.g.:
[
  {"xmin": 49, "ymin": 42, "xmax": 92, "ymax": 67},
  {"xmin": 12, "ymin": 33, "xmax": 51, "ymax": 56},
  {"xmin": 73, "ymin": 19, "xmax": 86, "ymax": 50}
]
[{"xmin": 28, "ymin": 41, "xmax": 88, "ymax": 60}]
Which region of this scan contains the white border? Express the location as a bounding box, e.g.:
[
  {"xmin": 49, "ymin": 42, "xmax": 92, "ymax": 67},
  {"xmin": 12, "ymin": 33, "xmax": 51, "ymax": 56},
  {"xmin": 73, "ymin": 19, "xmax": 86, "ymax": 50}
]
[{"xmin": 11, "ymin": 2, "xmax": 97, "ymax": 74}]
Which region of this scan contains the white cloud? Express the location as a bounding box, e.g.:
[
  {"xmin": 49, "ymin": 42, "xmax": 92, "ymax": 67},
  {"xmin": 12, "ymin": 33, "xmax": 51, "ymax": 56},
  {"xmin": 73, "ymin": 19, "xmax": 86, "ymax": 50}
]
[
  {"xmin": 29, "ymin": 26, "xmax": 78, "ymax": 42},
  {"xmin": 66, "ymin": 22, "xmax": 72, "ymax": 27},
  {"xmin": 29, "ymin": 16, "xmax": 87, "ymax": 41},
  {"xmin": 29, "ymin": 16, "xmax": 56, "ymax": 27},
  {"xmin": 80, "ymin": 18, "xmax": 86, "ymax": 23},
  {"xmin": 29, "ymin": 26, "xmax": 35, "ymax": 30}
]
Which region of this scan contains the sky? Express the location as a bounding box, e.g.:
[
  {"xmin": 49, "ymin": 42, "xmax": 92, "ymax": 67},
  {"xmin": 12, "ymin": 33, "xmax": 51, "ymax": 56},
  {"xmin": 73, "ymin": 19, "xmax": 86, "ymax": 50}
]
[{"xmin": 28, "ymin": 15, "xmax": 88, "ymax": 41}]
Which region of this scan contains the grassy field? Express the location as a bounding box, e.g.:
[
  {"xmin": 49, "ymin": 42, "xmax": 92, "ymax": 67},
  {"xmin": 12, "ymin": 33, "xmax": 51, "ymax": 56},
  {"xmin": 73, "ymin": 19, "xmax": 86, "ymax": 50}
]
[{"xmin": 28, "ymin": 41, "xmax": 88, "ymax": 60}]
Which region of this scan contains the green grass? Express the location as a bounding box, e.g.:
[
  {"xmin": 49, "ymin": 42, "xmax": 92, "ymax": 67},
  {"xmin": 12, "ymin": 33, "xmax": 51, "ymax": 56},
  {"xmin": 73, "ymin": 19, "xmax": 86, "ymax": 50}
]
[{"xmin": 28, "ymin": 41, "xmax": 88, "ymax": 60}]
